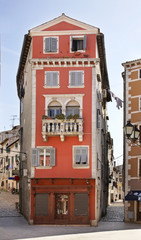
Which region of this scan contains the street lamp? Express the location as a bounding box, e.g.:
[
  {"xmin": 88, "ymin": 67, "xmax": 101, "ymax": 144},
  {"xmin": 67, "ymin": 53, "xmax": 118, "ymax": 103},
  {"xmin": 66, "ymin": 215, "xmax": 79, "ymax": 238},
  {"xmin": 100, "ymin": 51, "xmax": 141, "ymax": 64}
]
[{"xmin": 125, "ymin": 121, "xmax": 140, "ymax": 143}]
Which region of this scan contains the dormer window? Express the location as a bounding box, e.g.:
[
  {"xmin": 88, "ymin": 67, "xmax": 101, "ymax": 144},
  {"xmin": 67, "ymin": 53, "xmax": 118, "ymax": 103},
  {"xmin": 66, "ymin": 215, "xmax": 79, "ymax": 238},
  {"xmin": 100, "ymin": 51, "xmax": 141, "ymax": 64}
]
[{"xmin": 70, "ymin": 35, "xmax": 86, "ymax": 52}]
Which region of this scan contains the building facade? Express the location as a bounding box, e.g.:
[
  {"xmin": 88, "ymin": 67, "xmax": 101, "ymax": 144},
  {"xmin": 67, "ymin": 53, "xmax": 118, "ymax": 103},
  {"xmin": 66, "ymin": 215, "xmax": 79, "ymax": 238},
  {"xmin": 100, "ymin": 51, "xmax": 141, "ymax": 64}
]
[
  {"xmin": 122, "ymin": 59, "xmax": 141, "ymax": 223},
  {"xmin": 16, "ymin": 14, "xmax": 111, "ymax": 225},
  {"xmin": 0, "ymin": 126, "xmax": 20, "ymax": 192}
]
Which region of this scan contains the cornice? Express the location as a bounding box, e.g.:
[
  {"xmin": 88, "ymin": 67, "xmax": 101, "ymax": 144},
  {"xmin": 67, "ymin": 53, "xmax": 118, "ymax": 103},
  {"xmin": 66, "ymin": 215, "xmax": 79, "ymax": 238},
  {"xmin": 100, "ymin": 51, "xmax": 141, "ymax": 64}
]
[{"xmin": 31, "ymin": 58, "xmax": 100, "ymax": 68}]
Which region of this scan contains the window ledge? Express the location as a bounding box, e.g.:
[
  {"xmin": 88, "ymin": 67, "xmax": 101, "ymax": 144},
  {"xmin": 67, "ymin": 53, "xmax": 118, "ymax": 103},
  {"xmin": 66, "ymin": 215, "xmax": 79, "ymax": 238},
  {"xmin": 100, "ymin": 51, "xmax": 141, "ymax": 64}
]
[
  {"xmin": 44, "ymin": 86, "xmax": 60, "ymax": 89},
  {"xmin": 36, "ymin": 166, "xmax": 52, "ymax": 169},
  {"xmin": 73, "ymin": 165, "xmax": 89, "ymax": 169},
  {"xmin": 68, "ymin": 85, "xmax": 85, "ymax": 88}
]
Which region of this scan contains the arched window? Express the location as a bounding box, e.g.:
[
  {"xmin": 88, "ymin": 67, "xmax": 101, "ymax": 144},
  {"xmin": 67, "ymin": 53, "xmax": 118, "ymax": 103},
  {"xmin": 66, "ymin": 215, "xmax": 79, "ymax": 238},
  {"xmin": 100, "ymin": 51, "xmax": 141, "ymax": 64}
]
[
  {"xmin": 66, "ymin": 100, "xmax": 80, "ymax": 117},
  {"xmin": 48, "ymin": 101, "xmax": 62, "ymax": 118}
]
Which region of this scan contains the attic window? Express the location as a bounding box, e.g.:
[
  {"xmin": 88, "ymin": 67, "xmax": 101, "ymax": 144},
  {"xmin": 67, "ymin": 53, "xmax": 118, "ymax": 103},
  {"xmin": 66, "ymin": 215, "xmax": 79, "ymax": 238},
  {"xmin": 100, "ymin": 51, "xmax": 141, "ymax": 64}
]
[
  {"xmin": 71, "ymin": 35, "xmax": 86, "ymax": 52},
  {"xmin": 44, "ymin": 37, "xmax": 58, "ymax": 53}
]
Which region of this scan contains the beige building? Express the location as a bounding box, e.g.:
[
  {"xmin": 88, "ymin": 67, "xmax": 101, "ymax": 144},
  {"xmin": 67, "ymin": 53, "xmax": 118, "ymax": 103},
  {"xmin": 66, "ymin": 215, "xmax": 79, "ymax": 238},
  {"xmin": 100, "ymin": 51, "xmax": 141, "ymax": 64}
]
[
  {"xmin": 0, "ymin": 126, "xmax": 20, "ymax": 192},
  {"xmin": 122, "ymin": 59, "xmax": 141, "ymax": 223}
]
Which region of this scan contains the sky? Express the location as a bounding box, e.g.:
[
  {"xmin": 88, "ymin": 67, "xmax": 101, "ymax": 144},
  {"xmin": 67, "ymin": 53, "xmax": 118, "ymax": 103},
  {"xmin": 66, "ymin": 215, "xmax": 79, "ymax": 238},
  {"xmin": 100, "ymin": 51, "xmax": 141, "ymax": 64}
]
[{"xmin": 0, "ymin": 0, "xmax": 141, "ymax": 165}]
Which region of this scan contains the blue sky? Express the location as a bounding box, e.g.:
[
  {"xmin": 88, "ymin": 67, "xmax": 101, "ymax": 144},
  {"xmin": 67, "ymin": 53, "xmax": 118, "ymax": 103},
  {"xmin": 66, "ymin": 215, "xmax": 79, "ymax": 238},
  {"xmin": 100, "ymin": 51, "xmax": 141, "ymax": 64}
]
[{"xmin": 0, "ymin": 0, "xmax": 141, "ymax": 164}]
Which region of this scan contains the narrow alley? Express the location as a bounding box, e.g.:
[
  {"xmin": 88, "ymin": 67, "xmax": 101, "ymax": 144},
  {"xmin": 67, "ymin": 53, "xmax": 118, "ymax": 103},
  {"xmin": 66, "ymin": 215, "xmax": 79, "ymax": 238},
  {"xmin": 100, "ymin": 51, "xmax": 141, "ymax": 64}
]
[{"xmin": 101, "ymin": 200, "xmax": 124, "ymax": 222}]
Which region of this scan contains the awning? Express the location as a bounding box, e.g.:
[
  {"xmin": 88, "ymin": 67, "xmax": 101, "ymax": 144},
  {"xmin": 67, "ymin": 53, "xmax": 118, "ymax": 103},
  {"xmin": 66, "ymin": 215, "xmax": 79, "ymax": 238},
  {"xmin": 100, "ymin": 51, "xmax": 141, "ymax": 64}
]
[{"xmin": 125, "ymin": 190, "xmax": 141, "ymax": 201}]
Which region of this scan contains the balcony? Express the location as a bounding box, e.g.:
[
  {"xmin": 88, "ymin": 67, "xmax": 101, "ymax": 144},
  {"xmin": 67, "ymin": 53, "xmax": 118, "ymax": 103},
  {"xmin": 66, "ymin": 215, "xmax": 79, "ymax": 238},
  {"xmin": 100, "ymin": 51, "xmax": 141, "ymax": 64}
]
[{"xmin": 42, "ymin": 118, "xmax": 83, "ymax": 142}]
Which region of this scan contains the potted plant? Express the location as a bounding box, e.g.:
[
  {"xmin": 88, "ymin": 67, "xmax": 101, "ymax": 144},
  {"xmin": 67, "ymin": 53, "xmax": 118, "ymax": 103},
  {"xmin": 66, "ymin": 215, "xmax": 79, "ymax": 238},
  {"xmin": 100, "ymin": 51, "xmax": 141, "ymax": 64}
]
[
  {"xmin": 55, "ymin": 113, "xmax": 65, "ymax": 120},
  {"xmin": 67, "ymin": 114, "xmax": 73, "ymax": 120},
  {"xmin": 42, "ymin": 115, "xmax": 48, "ymax": 119},
  {"xmin": 73, "ymin": 114, "xmax": 79, "ymax": 120}
]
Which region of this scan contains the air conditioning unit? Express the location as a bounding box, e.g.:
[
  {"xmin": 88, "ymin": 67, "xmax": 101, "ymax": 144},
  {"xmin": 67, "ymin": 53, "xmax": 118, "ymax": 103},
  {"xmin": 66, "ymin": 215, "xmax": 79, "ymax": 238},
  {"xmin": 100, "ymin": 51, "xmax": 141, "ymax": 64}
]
[{"xmin": 103, "ymin": 89, "xmax": 107, "ymax": 98}]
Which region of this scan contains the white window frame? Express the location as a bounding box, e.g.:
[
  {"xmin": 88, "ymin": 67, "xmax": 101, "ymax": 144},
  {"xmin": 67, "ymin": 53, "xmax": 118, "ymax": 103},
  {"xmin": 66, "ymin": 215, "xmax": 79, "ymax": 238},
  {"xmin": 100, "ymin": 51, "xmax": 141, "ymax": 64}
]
[
  {"xmin": 68, "ymin": 70, "xmax": 84, "ymax": 88},
  {"xmin": 36, "ymin": 147, "xmax": 54, "ymax": 169},
  {"xmin": 44, "ymin": 71, "xmax": 60, "ymax": 88},
  {"xmin": 73, "ymin": 146, "xmax": 89, "ymax": 169},
  {"xmin": 138, "ymin": 158, "xmax": 141, "ymax": 178},
  {"xmin": 70, "ymin": 35, "xmax": 86, "ymax": 53},
  {"xmin": 139, "ymin": 96, "xmax": 141, "ymax": 111},
  {"xmin": 43, "ymin": 36, "xmax": 59, "ymax": 54}
]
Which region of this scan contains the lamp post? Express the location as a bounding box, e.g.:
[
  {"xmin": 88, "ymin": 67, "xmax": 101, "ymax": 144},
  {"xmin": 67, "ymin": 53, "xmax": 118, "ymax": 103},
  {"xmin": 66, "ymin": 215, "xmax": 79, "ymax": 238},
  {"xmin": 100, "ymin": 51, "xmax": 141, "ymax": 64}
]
[{"xmin": 125, "ymin": 120, "xmax": 140, "ymax": 144}]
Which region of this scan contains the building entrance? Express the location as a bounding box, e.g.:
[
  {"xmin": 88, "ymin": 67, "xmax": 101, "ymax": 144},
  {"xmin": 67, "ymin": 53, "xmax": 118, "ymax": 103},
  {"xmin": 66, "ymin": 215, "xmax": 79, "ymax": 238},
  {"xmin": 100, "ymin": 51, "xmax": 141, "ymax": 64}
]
[{"xmin": 55, "ymin": 194, "xmax": 69, "ymax": 221}]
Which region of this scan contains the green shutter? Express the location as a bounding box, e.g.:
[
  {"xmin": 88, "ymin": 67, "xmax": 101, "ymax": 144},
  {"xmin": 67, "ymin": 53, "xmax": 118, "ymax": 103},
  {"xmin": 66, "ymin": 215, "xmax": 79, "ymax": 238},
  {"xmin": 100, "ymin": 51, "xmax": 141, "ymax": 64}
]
[
  {"xmin": 50, "ymin": 148, "xmax": 55, "ymax": 167},
  {"xmin": 32, "ymin": 148, "xmax": 39, "ymax": 167}
]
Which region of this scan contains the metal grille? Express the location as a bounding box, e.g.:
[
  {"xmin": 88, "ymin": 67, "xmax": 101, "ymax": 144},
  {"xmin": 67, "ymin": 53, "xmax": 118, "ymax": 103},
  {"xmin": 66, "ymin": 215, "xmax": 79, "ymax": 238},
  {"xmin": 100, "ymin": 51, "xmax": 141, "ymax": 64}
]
[{"xmin": 35, "ymin": 193, "xmax": 49, "ymax": 216}]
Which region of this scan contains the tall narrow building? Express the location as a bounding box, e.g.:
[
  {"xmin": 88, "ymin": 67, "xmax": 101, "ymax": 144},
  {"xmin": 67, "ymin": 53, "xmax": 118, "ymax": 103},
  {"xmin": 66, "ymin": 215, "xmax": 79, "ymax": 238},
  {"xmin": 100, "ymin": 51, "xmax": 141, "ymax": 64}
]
[
  {"xmin": 16, "ymin": 14, "xmax": 111, "ymax": 225},
  {"xmin": 122, "ymin": 59, "xmax": 141, "ymax": 223}
]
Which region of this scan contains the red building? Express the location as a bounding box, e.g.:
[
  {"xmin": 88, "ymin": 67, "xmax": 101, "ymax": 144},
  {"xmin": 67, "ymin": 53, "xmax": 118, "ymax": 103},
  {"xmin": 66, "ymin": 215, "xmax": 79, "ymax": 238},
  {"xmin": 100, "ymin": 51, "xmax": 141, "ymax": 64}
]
[{"xmin": 16, "ymin": 14, "xmax": 111, "ymax": 225}]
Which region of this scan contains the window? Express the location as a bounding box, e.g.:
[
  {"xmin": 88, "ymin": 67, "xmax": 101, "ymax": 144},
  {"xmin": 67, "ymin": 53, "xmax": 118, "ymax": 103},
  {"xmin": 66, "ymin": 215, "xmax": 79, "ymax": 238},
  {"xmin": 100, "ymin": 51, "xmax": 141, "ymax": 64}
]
[
  {"xmin": 69, "ymin": 71, "xmax": 84, "ymax": 87},
  {"xmin": 71, "ymin": 35, "xmax": 86, "ymax": 52},
  {"xmin": 97, "ymin": 109, "xmax": 101, "ymax": 129},
  {"xmin": 15, "ymin": 142, "xmax": 18, "ymax": 148},
  {"xmin": 44, "ymin": 37, "xmax": 58, "ymax": 53},
  {"xmin": 66, "ymin": 106, "xmax": 80, "ymax": 117},
  {"xmin": 139, "ymin": 69, "xmax": 141, "ymax": 78},
  {"xmin": 139, "ymin": 159, "xmax": 141, "ymax": 177},
  {"xmin": 45, "ymin": 71, "xmax": 59, "ymax": 87},
  {"xmin": 48, "ymin": 106, "xmax": 62, "ymax": 118},
  {"xmin": 73, "ymin": 146, "xmax": 89, "ymax": 168},
  {"xmin": 139, "ymin": 97, "xmax": 141, "ymax": 111},
  {"xmin": 75, "ymin": 193, "xmax": 88, "ymax": 216},
  {"xmin": 32, "ymin": 148, "xmax": 55, "ymax": 168}
]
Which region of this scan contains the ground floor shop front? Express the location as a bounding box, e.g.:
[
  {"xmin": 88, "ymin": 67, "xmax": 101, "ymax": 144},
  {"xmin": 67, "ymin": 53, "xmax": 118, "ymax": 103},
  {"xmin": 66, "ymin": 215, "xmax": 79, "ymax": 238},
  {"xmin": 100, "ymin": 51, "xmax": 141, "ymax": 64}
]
[
  {"xmin": 125, "ymin": 190, "xmax": 141, "ymax": 223},
  {"xmin": 30, "ymin": 178, "xmax": 96, "ymax": 225}
]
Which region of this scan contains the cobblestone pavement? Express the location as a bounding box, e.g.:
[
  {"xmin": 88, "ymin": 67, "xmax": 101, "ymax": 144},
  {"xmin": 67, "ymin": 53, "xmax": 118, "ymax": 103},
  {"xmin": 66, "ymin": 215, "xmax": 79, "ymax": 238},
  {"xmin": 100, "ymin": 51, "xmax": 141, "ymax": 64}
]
[
  {"xmin": 101, "ymin": 200, "xmax": 124, "ymax": 222},
  {"xmin": 0, "ymin": 189, "xmax": 21, "ymax": 217}
]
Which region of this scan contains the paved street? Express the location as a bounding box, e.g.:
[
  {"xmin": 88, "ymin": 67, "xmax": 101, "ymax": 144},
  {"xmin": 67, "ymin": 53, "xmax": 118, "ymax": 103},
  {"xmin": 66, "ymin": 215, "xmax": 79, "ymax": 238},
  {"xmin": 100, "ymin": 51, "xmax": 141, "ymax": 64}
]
[{"xmin": 0, "ymin": 190, "xmax": 141, "ymax": 240}]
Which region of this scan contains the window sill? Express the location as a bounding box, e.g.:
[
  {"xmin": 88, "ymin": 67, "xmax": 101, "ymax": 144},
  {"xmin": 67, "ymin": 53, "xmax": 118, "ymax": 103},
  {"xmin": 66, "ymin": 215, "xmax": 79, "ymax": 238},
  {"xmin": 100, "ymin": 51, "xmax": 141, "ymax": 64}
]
[
  {"xmin": 73, "ymin": 165, "xmax": 89, "ymax": 169},
  {"xmin": 36, "ymin": 166, "xmax": 52, "ymax": 169},
  {"xmin": 68, "ymin": 85, "xmax": 85, "ymax": 88},
  {"xmin": 43, "ymin": 51, "xmax": 58, "ymax": 54},
  {"xmin": 44, "ymin": 86, "xmax": 60, "ymax": 89}
]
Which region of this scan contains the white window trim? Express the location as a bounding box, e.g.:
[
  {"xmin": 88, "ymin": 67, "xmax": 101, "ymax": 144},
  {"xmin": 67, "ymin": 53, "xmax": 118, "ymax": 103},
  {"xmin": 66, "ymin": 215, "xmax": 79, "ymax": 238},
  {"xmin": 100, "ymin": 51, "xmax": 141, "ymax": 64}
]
[
  {"xmin": 138, "ymin": 158, "xmax": 141, "ymax": 178},
  {"xmin": 70, "ymin": 35, "xmax": 86, "ymax": 53},
  {"xmin": 139, "ymin": 96, "xmax": 141, "ymax": 111},
  {"xmin": 68, "ymin": 70, "xmax": 84, "ymax": 88},
  {"xmin": 73, "ymin": 145, "xmax": 89, "ymax": 169},
  {"xmin": 44, "ymin": 71, "xmax": 60, "ymax": 88},
  {"xmin": 43, "ymin": 36, "xmax": 59, "ymax": 54},
  {"xmin": 36, "ymin": 146, "xmax": 53, "ymax": 169}
]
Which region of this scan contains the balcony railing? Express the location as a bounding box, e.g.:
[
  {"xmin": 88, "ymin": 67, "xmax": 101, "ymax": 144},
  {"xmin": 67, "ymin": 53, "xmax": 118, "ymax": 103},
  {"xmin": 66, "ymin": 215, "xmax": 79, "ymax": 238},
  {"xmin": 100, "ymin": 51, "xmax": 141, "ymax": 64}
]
[{"xmin": 42, "ymin": 118, "xmax": 83, "ymax": 142}]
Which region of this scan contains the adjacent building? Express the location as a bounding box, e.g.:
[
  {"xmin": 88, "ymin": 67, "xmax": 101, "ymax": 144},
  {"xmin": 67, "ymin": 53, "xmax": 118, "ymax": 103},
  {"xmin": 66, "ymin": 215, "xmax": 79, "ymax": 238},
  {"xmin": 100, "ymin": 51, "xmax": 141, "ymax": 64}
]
[
  {"xmin": 16, "ymin": 14, "xmax": 111, "ymax": 225},
  {"xmin": 122, "ymin": 59, "xmax": 141, "ymax": 223},
  {"xmin": 0, "ymin": 126, "xmax": 20, "ymax": 192}
]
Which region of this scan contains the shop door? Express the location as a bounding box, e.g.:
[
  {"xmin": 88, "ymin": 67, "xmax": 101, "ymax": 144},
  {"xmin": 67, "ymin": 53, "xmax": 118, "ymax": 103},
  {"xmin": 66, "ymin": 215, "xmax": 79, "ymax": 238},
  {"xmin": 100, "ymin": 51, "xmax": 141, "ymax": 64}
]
[
  {"xmin": 55, "ymin": 194, "xmax": 69, "ymax": 221},
  {"xmin": 137, "ymin": 201, "xmax": 141, "ymax": 221}
]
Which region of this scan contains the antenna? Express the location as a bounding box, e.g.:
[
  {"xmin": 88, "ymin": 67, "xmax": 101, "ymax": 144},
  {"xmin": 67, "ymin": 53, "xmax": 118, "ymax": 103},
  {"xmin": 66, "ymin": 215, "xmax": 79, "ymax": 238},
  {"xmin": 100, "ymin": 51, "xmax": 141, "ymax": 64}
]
[{"xmin": 10, "ymin": 115, "xmax": 18, "ymax": 128}]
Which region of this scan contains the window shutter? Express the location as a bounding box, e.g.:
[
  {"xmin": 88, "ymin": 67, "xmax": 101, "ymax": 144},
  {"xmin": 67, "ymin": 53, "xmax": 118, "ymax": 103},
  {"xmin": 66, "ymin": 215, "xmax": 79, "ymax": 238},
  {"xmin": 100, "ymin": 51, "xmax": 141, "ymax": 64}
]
[
  {"xmin": 44, "ymin": 38, "xmax": 50, "ymax": 52},
  {"xmin": 97, "ymin": 109, "xmax": 101, "ymax": 129},
  {"xmin": 32, "ymin": 148, "xmax": 39, "ymax": 167},
  {"xmin": 75, "ymin": 193, "xmax": 88, "ymax": 216},
  {"xmin": 53, "ymin": 72, "xmax": 58, "ymax": 86},
  {"xmin": 81, "ymin": 148, "xmax": 87, "ymax": 164},
  {"xmin": 70, "ymin": 36, "xmax": 73, "ymax": 51},
  {"xmin": 50, "ymin": 148, "xmax": 56, "ymax": 167},
  {"xmin": 139, "ymin": 159, "xmax": 141, "ymax": 177},
  {"xmin": 77, "ymin": 72, "xmax": 83, "ymax": 86},
  {"xmin": 83, "ymin": 35, "xmax": 87, "ymax": 50},
  {"xmin": 70, "ymin": 72, "xmax": 76, "ymax": 86},
  {"xmin": 45, "ymin": 72, "xmax": 51, "ymax": 86},
  {"xmin": 51, "ymin": 38, "xmax": 57, "ymax": 52},
  {"xmin": 75, "ymin": 148, "xmax": 81, "ymax": 164}
]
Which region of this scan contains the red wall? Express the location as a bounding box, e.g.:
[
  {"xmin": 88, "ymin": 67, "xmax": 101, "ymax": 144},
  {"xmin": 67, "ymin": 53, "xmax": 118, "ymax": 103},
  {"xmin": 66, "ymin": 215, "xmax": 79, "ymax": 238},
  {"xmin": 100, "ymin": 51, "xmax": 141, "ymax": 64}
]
[
  {"xmin": 32, "ymin": 34, "xmax": 96, "ymax": 59},
  {"xmin": 33, "ymin": 22, "xmax": 96, "ymax": 179},
  {"xmin": 35, "ymin": 66, "xmax": 93, "ymax": 178}
]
